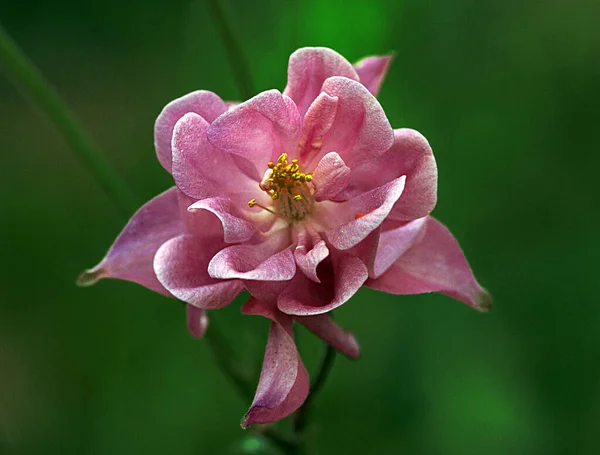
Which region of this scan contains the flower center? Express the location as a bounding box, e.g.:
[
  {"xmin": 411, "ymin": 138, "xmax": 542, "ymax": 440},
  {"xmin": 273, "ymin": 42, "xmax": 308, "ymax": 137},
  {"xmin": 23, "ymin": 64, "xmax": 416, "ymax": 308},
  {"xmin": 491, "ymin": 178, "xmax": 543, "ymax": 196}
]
[{"xmin": 248, "ymin": 153, "xmax": 314, "ymax": 221}]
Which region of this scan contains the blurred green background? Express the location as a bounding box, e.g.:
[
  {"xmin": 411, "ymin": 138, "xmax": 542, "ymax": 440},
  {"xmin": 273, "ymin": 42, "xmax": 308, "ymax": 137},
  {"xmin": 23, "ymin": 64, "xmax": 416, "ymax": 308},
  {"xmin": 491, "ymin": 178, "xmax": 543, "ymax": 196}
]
[{"xmin": 1, "ymin": 0, "xmax": 599, "ymax": 454}]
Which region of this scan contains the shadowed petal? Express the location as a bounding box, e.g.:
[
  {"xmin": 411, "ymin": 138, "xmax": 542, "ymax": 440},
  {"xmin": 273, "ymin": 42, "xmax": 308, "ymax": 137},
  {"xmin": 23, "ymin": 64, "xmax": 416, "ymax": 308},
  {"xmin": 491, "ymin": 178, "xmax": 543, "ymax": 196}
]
[
  {"xmin": 277, "ymin": 254, "xmax": 368, "ymax": 316},
  {"xmin": 188, "ymin": 197, "xmax": 256, "ymax": 244},
  {"xmin": 324, "ymin": 176, "xmax": 406, "ymax": 250},
  {"xmin": 155, "ymin": 90, "xmax": 227, "ymax": 173},
  {"xmin": 241, "ymin": 298, "xmax": 309, "ymax": 428},
  {"xmin": 154, "ymin": 235, "xmax": 243, "ymax": 309},
  {"xmin": 172, "ymin": 113, "xmax": 257, "ymax": 202},
  {"xmin": 312, "ymin": 77, "xmax": 394, "ymax": 168},
  {"xmin": 296, "ymin": 314, "xmax": 360, "ymax": 359},
  {"xmin": 354, "ymin": 55, "xmax": 393, "ymax": 96},
  {"xmin": 284, "ymin": 47, "xmax": 359, "ymax": 117},
  {"xmin": 77, "ymin": 187, "xmax": 182, "ymax": 295},
  {"xmin": 312, "ymin": 152, "xmax": 351, "ymax": 202},
  {"xmin": 367, "ymin": 217, "xmax": 492, "ymax": 311},
  {"xmin": 207, "ymin": 90, "xmax": 302, "ymax": 168},
  {"xmin": 187, "ymin": 305, "xmax": 208, "ymax": 338},
  {"xmin": 296, "ymin": 92, "xmax": 338, "ymax": 162}
]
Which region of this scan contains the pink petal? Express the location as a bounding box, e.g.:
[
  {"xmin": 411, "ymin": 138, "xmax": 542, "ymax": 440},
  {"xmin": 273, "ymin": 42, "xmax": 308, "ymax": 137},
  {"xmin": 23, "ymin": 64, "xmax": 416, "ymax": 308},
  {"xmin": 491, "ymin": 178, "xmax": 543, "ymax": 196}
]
[
  {"xmin": 324, "ymin": 176, "xmax": 406, "ymax": 250},
  {"xmin": 345, "ymin": 129, "xmax": 437, "ymax": 221},
  {"xmin": 154, "ymin": 235, "xmax": 243, "ymax": 309},
  {"xmin": 293, "ymin": 230, "xmax": 329, "ymax": 283},
  {"xmin": 296, "ymin": 92, "xmax": 338, "ymax": 162},
  {"xmin": 188, "ymin": 197, "xmax": 256, "ymax": 244},
  {"xmin": 241, "ymin": 298, "xmax": 309, "ymax": 428},
  {"xmin": 284, "ymin": 47, "xmax": 359, "ymax": 117},
  {"xmin": 312, "ymin": 76, "xmax": 394, "ymax": 169},
  {"xmin": 154, "ymin": 91, "xmax": 227, "ymax": 173},
  {"xmin": 77, "ymin": 187, "xmax": 182, "ymax": 296},
  {"xmin": 367, "ymin": 217, "xmax": 492, "ymax": 311},
  {"xmin": 353, "ymin": 55, "xmax": 394, "ymax": 96},
  {"xmin": 296, "ymin": 314, "xmax": 360, "ymax": 359},
  {"xmin": 171, "ymin": 113, "xmax": 257, "ymax": 202},
  {"xmin": 372, "ymin": 217, "xmax": 428, "ymax": 278},
  {"xmin": 277, "ymin": 255, "xmax": 368, "ymax": 316},
  {"xmin": 312, "ymin": 152, "xmax": 351, "ymax": 202},
  {"xmin": 207, "ymin": 90, "xmax": 302, "ymax": 168},
  {"xmin": 208, "ymin": 239, "xmax": 296, "ymax": 281},
  {"xmin": 187, "ymin": 305, "xmax": 209, "ymax": 338}
]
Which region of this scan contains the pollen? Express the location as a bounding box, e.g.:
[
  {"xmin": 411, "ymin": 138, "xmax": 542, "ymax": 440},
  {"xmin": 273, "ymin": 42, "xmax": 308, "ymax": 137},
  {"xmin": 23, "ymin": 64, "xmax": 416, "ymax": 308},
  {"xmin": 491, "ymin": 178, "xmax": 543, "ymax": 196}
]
[{"xmin": 248, "ymin": 153, "xmax": 315, "ymax": 221}]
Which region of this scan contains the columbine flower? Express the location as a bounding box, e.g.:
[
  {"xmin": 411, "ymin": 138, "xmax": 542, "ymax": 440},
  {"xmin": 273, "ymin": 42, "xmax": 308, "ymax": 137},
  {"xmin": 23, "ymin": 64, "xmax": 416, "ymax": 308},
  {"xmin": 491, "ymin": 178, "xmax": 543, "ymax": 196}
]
[{"xmin": 79, "ymin": 47, "xmax": 490, "ymax": 427}]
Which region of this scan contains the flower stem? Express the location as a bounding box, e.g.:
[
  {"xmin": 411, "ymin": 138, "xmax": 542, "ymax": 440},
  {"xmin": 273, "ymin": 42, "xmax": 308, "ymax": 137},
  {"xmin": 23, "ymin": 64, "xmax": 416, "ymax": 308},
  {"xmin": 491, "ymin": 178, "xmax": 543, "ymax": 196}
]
[
  {"xmin": 0, "ymin": 22, "xmax": 138, "ymax": 219},
  {"xmin": 293, "ymin": 343, "xmax": 337, "ymax": 436},
  {"xmin": 206, "ymin": 0, "xmax": 255, "ymax": 100}
]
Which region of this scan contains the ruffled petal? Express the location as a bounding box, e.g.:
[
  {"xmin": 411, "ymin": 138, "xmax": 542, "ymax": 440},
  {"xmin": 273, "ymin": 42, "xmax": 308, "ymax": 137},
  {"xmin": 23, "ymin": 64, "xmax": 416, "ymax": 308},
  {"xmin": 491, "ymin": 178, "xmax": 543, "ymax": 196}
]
[
  {"xmin": 293, "ymin": 230, "xmax": 329, "ymax": 283},
  {"xmin": 312, "ymin": 152, "xmax": 351, "ymax": 202},
  {"xmin": 77, "ymin": 187, "xmax": 182, "ymax": 295},
  {"xmin": 208, "ymin": 236, "xmax": 296, "ymax": 281},
  {"xmin": 241, "ymin": 298, "xmax": 309, "ymax": 428},
  {"xmin": 309, "ymin": 76, "xmax": 394, "ymax": 169},
  {"xmin": 188, "ymin": 197, "xmax": 256, "ymax": 244},
  {"xmin": 207, "ymin": 90, "xmax": 302, "ymax": 169},
  {"xmin": 284, "ymin": 47, "xmax": 359, "ymax": 117},
  {"xmin": 296, "ymin": 314, "xmax": 360, "ymax": 359},
  {"xmin": 154, "ymin": 234, "xmax": 243, "ymax": 309},
  {"xmin": 323, "ymin": 176, "xmax": 406, "ymax": 250},
  {"xmin": 343, "ymin": 129, "xmax": 437, "ymax": 221},
  {"xmin": 154, "ymin": 91, "xmax": 227, "ymax": 173},
  {"xmin": 187, "ymin": 305, "xmax": 208, "ymax": 338},
  {"xmin": 353, "ymin": 55, "xmax": 393, "ymax": 96},
  {"xmin": 367, "ymin": 217, "xmax": 492, "ymax": 311},
  {"xmin": 277, "ymin": 254, "xmax": 368, "ymax": 316},
  {"xmin": 171, "ymin": 113, "xmax": 257, "ymax": 202}
]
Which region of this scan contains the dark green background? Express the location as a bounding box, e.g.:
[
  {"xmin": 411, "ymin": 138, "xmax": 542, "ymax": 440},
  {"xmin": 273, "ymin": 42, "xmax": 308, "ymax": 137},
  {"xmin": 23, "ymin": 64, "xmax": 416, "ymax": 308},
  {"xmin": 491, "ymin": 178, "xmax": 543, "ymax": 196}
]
[{"xmin": 1, "ymin": 0, "xmax": 598, "ymax": 454}]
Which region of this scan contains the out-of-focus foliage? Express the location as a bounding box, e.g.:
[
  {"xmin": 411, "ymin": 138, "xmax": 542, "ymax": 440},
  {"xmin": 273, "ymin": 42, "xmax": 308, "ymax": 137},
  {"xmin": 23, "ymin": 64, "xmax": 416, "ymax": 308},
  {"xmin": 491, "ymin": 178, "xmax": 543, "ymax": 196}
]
[{"xmin": 1, "ymin": 0, "xmax": 598, "ymax": 454}]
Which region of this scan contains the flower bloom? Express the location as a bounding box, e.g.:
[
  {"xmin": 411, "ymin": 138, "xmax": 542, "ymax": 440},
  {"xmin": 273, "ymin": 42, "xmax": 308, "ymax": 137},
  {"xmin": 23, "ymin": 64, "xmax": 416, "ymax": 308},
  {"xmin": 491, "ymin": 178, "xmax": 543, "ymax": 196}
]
[{"xmin": 80, "ymin": 48, "xmax": 490, "ymax": 427}]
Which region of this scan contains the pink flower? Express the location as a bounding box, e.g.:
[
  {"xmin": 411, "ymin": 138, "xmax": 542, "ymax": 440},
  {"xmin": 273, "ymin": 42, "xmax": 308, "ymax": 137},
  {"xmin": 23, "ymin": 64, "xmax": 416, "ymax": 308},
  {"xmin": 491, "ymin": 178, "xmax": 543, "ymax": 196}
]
[{"xmin": 79, "ymin": 48, "xmax": 490, "ymax": 426}]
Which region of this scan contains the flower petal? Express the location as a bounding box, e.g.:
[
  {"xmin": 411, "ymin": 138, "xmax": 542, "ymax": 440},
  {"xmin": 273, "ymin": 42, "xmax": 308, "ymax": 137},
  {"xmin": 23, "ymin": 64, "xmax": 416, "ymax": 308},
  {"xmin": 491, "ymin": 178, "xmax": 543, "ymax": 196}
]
[
  {"xmin": 241, "ymin": 298, "xmax": 309, "ymax": 428},
  {"xmin": 323, "ymin": 176, "xmax": 406, "ymax": 250},
  {"xmin": 277, "ymin": 254, "xmax": 368, "ymax": 316},
  {"xmin": 187, "ymin": 305, "xmax": 208, "ymax": 338},
  {"xmin": 372, "ymin": 217, "xmax": 428, "ymax": 279},
  {"xmin": 313, "ymin": 76, "xmax": 394, "ymax": 168},
  {"xmin": 208, "ymin": 239, "xmax": 296, "ymax": 281},
  {"xmin": 284, "ymin": 47, "xmax": 359, "ymax": 117},
  {"xmin": 77, "ymin": 187, "xmax": 182, "ymax": 295},
  {"xmin": 312, "ymin": 152, "xmax": 351, "ymax": 202},
  {"xmin": 154, "ymin": 234, "xmax": 243, "ymax": 309},
  {"xmin": 343, "ymin": 129, "xmax": 437, "ymax": 221},
  {"xmin": 367, "ymin": 217, "xmax": 492, "ymax": 311},
  {"xmin": 353, "ymin": 55, "xmax": 393, "ymax": 96},
  {"xmin": 296, "ymin": 314, "xmax": 360, "ymax": 359},
  {"xmin": 207, "ymin": 90, "xmax": 302, "ymax": 168},
  {"xmin": 188, "ymin": 197, "xmax": 256, "ymax": 244},
  {"xmin": 171, "ymin": 113, "xmax": 257, "ymax": 202},
  {"xmin": 296, "ymin": 92, "xmax": 338, "ymax": 162},
  {"xmin": 294, "ymin": 230, "xmax": 329, "ymax": 283},
  {"xmin": 154, "ymin": 90, "xmax": 227, "ymax": 173}
]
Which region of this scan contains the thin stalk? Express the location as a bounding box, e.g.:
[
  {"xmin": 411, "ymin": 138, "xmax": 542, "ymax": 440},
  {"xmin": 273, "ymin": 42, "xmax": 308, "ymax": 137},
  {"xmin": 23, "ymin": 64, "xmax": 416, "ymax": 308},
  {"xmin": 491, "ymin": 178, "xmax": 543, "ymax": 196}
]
[
  {"xmin": 206, "ymin": 0, "xmax": 255, "ymax": 100},
  {"xmin": 0, "ymin": 22, "xmax": 137, "ymax": 218}
]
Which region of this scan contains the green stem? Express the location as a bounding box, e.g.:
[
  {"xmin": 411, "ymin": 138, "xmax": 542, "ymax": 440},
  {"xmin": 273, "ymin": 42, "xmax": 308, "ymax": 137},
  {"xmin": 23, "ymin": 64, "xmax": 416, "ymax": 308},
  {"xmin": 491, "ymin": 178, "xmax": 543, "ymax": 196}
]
[
  {"xmin": 293, "ymin": 344, "xmax": 337, "ymax": 436},
  {"xmin": 0, "ymin": 22, "xmax": 138, "ymax": 218},
  {"xmin": 204, "ymin": 316, "xmax": 255, "ymax": 403},
  {"xmin": 206, "ymin": 0, "xmax": 255, "ymax": 100}
]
